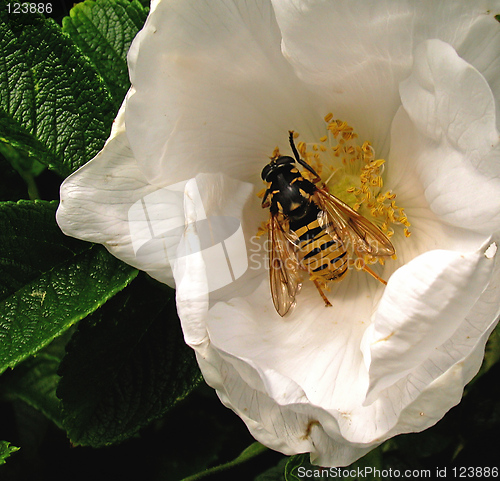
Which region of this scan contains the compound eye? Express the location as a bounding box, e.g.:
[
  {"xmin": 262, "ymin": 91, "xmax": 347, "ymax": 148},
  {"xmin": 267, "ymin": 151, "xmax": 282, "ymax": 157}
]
[
  {"xmin": 261, "ymin": 156, "xmax": 295, "ymax": 181},
  {"xmin": 261, "ymin": 163, "xmax": 273, "ymax": 181},
  {"xmin": 275, "ymin": 156, "xmax": 295, "ymax": 166}
]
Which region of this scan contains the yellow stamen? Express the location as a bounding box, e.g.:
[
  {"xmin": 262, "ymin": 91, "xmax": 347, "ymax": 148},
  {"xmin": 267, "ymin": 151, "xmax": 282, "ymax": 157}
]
[
  {"xmin": 260, "ymin": 115, "xmax": 412, "ymax": 269},
  {"xmin": 256, "ymin": 187, "xmax": 266, "ymax": 199},
  {"xmin": 318, "ymin": 116, "xmax": 412, "ymax": 250}
]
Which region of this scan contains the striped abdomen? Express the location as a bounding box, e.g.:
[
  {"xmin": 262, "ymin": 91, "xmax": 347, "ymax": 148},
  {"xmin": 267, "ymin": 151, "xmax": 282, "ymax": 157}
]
[{"xmin": 291, "ymin": 215, "xmax": 348, "ymax": 282}]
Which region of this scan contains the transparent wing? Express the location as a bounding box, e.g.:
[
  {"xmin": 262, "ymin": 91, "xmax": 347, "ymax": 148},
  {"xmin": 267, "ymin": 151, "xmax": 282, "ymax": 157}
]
[
  {"xmin": 314, "ymin": 189, "xmax": 395, "ymax": 257},
  {"xmin": 268, "ymin": 214, "xmax": 302, "ymax": 317}
]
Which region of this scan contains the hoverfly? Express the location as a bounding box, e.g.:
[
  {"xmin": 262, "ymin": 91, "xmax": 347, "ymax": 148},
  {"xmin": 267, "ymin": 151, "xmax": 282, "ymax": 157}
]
[{"xmin": 261, "ymin": 131, "xmax": 395, "ymax": 316}]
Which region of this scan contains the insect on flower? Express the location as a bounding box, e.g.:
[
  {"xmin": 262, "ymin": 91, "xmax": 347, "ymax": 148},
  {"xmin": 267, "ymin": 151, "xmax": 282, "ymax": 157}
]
[{"xmin": 261, "ymin": 131, "xmax": 396, "ymax": 316}]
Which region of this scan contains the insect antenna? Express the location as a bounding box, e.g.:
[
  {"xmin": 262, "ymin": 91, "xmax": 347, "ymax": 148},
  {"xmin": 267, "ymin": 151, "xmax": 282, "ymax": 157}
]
[{"xmin": 288, "ymin": 131, "xmax": 321, "ymax": 182}]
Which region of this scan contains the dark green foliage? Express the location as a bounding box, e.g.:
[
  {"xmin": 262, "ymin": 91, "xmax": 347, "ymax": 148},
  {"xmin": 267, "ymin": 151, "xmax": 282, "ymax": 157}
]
[
  {"xmin": 0, "ymin": 1, "xmax": 117, "ymax": 177},
  {"xmin": 0, "ymin": 200, "xmax": 138, "ymax": 374},
  {"xmin": 57, "ymin": 274, "xmax": 202, "ymax": 447},
  {"xmin": 62, "ymin": 0, "xmax": 148, "ymax": 108}
]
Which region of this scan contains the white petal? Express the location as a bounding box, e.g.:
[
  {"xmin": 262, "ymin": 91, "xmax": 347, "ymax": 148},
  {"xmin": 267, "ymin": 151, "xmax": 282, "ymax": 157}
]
[
  {"xmin": 386, "ymin": 107, "xmax": 491, "ymax": 269},
  {"xmin": 57, "ymin": 106, "xmax": 260, "ymax": 292},
  {"xmin": 378, "ymin": 274, "xmax": 500, "ymax": 440},
  {"xmin": 194, "ymin": 324, "xmax": 379, "ymax": 467},
  {"xmin": 57, "ymin": 0, "xmax": 500, "ymax": 467},
  {"xmin": 362, "ymin": 240, "xmax": 496, "ymax": 404},
  {"xmin": 382, "ymin": 323, "xmax": 495, "ymax": 439},
  {"xmin": 398, "ymin": 39, "xmax": 500, "ymax": 234},
  {"xmin": 271, "ymin": 0, "xmax": 500, "ymax": 156},
  {"xmin": 374, "ymin": 240, "xmax": 500, "ymax": 426},
  {"xmin": 56, "ymin": 105, "xmax": 176, "ymax": 285},
  {"xmin": 180, "ymin": 263, "xmax": 386, "ymax": 447},
  {"xmin": 176, "ymin": 174, "xmax": 263, "ymax": 297},
  {"xmin": 455, "ymin": 12, "xmax": 500, "ymax": 129},
  {"xmin": 125, "ymin": 0, "xmax": 321, "ymax": 186},
  {"xmin": 205, "ymin": 274, "xmax": 376, "ymax": 411},
  {"xmin": 400, "ymin": 40, "xmax": 497, "ymax": 158}
]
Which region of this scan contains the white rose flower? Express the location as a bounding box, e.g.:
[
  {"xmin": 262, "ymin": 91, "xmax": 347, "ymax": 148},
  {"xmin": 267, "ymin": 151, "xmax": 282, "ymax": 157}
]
[{"xmin": 56, "ymin": 0, "xmax": 500, "ymax": 467}]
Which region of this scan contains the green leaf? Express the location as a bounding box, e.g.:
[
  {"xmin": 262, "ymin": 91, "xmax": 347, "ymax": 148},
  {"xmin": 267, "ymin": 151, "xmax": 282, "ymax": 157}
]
[
  {"xmin": 180, "ymin": 442, "xmax": 268, "ymax": 481},
  {"xmin": 2, "ymin": 352, "xmax": 61, "ymax": 424},
  {"xmin": 149, "ymin": 384, "xmax": 261, "ymax": 480},
  {"xmin": 0, "ymin": 141, "xmax": 45, "ymax": 178},
  {"xmin": 476, "ymin": 322, "xmax": 500, "ymax": 378},
  {"xmin": 0, "ymin": 154, "xmax": 28, "ymax": 201},
  {"xmin": 385, "ymin": 429, "xmax": 452, "ymax": 462},
  {"xmin": 285, "ymin": 448, "xmax": 383, "ymax": 481},
  {"xmin": 0, "ymin": 441, "xmax": 19, "ymax": 466},
  {"xmin": 62, "ymin": 0, "xmax": 148, "ymax": 108},
  {"xmin": 57, "ymin": 274, "xmax": 202, "ymax": 447},
  {"xmin": 284, "ymin": 454, "xmax": 322, "ymax": 481},
  {"xmin": 0, "ymin": 3, "xmax": 116, "ymax": 177},
  {"xmin": 0, "ymin": 200, "xmax": 138, "ymax": 373},
  {"xmin": 454, "ymin": 362, "xmax": 500, "ymax": 464},
  {"xmin": 342, "ymin": 449, "xmax": 383, "ymax": 481},
  {"xmin": 0, "ymin": 143, "xmax": 44, "ymax": 200},
  {"xmin": 254, "ymin": 457, "xmax": 289, "ymax": 481},
  {"xmin": 0, "ymin": 329, "xmax": 74, "ymax": 428}
]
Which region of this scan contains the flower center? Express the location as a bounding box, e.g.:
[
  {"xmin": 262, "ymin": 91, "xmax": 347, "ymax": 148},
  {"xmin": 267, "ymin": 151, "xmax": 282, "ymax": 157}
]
[{"xmin": 294, "ymin": 114, "xmax": 411, "ymax": 241}]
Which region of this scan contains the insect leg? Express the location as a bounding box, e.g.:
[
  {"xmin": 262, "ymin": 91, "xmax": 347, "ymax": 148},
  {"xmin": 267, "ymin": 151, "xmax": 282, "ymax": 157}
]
[
  {"xmin": 312, "ymin": 278, "xmax": 332, "ymax": 307},
  {"xmin": 362, "ymin": 264, "xmax": 387, "ymax": 285},
  {"xmin": 261, "ymin": 187, "xmax": 272, "ymax": 208}
]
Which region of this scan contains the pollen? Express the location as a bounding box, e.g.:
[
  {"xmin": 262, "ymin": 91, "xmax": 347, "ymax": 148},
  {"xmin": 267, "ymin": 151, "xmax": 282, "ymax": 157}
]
[
  {"xmin": 256, "ymin": 187, "xmax": 266, "ymax": 199},
  {"xmin": 256, "ymin": 221, "xmax": 268, "ymax": 237},
  {"xmin": 270, "ymin": 146, "xmax": 281, "ymax": 160},
  {"xmin": 318, "ymin": 116, "xmax": 410, "ymax": 241},
  {"xmin": 259, "ymin": 117, "xmax": 411, "ymax": 268},
  {"xmin": 285, "ymin": 116, "xmax": 411, "ymax": 259}
]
